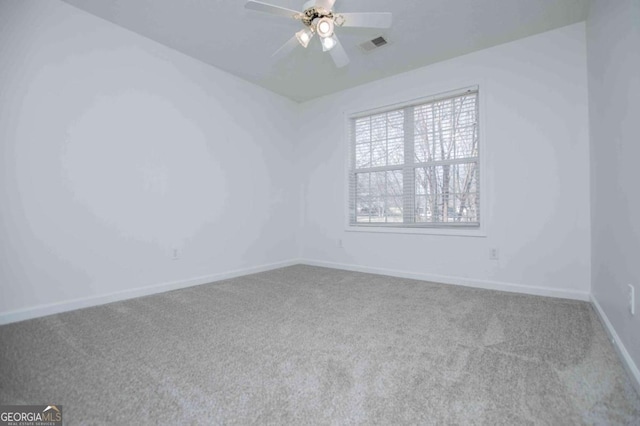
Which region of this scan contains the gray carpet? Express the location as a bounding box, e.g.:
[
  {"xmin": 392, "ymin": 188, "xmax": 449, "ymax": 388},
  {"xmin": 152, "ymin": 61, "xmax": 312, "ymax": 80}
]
[{"xmin": 1, "ymin": 265, "xmax": 639, "ymax": 424}]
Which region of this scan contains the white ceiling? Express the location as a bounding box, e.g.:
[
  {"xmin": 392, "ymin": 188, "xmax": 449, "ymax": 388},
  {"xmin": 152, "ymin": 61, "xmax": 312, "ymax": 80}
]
[{"xmin": 61, "ymin": 0, "xmax": 589, "ymax": 102}]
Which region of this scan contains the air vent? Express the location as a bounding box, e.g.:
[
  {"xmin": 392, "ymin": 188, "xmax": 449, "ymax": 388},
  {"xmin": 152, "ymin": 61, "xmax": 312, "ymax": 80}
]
[
  {"xmin": 359, "ymin": 36, "xmax": 389, "ymax": 52},
  {"xmin": 371, "ymin": 36, "xmax": 387, "ymax": 47}
]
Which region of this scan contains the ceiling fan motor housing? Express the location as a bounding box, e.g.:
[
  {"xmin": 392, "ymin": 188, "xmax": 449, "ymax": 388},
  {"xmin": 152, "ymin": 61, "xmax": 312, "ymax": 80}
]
[{"xmin": 301, "ymin": 7, "xmax": 332, "ymax": 27}]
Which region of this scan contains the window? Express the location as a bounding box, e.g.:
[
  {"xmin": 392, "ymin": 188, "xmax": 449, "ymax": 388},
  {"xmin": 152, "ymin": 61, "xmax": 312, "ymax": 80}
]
[{"xmin": 349, "ymin": 87, "xmax": 480, "ymax": 228}]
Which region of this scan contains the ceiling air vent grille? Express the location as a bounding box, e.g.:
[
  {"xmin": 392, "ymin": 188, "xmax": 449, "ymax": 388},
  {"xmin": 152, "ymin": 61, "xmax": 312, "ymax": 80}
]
[{"xmin": 360, "ymin": 36, "xmax": 389, "ymax": 52}]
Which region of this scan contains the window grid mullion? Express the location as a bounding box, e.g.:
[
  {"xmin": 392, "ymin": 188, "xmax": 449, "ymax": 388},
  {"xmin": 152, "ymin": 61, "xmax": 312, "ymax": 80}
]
[
  {"xmin": 403, "ymin": 106, "xmax": 415, "ymax": 224},
  {"xmin": 354, "ymin": 164, "xmax": 404, "ymax": 174},
  {"xmin": 413, "ymin": 157, "xmax": 479, "ymax": 168},
  {"xmin": 385, "ymin": 112, "xmax": 389, "ymax": 223}
]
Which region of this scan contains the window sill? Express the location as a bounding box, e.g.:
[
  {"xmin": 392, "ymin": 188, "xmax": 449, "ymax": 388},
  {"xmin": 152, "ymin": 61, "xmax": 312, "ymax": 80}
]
[{"xmin": 345, "ymin": 225, "xmax": 486, "ymax": 237}]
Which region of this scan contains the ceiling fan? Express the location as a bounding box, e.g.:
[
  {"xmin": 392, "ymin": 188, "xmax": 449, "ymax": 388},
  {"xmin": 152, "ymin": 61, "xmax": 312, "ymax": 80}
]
[{"xmin": 245, "ymin": 0, "xmax": 392, "ymax": 68}]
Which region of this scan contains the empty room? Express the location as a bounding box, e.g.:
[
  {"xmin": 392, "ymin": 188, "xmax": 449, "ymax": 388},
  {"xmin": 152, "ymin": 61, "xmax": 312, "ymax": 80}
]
[{"xmin": 1, "ymin": 0, "xmax": 639, "ymax": 424}]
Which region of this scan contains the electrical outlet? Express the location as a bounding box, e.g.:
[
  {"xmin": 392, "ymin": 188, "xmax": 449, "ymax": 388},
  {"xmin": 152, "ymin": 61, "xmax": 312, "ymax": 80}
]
[
  {"xmin": 489, "ymin": 248, "xmax": 499, "ymax": 260},
  {"xmin": 172, "ymin": 248, "xmax": 180, "ymax": 260},
  {"xmin": 629, "ymin": 284, "xmax": 635, "ymax": 316}
]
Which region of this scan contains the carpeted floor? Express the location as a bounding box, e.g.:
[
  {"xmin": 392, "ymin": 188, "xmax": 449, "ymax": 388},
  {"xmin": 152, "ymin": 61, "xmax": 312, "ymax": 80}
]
[{"xmin": 1, "ymin": 265, "xmax": 639, "ymax": 424}]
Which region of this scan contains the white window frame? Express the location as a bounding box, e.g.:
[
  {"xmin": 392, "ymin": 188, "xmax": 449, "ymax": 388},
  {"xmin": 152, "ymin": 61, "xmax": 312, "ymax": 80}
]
[{"xmin": 344, "ymin": 85, "xmax": 487, "ymax": 237}]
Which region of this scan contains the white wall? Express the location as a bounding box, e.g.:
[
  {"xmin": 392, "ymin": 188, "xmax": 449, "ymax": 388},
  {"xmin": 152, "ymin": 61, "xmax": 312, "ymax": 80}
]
[
  {"xmin": 587, "ymin": 0, "xmax": 640, "ymax": 372},
  {"xmin": 0, "ymin": 1, "xmax": 298, "ymax": 320},
  {"xmin": 298, "ymin": 23, "xmax": 591, "ymax": 300},
  {"xmin": 0, "ymin": 3, "xmax": 596, "ymax": 324}
]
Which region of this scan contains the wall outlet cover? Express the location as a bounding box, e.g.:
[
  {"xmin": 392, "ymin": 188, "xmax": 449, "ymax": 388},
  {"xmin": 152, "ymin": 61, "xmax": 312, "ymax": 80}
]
[{"xmin": 489, "ymin": 248, "xmax": 499, "ymax": 260}]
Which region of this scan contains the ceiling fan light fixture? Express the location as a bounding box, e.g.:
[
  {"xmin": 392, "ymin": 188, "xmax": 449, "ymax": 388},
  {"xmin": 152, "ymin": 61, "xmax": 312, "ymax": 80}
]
[
  {"xmin": 316, "ymin": 17, "xmax": 335, "ymax": 38},
  {"xmin": 295, "ymin": 28, "xmax": 314, "ymax": 48},
  {"xmin": 321, "ymin": 34, "xmax": 337, "ymax": 52},
  {"xmin": 245, "ymin": 0, "xmax": 392, "ymax": 68}
]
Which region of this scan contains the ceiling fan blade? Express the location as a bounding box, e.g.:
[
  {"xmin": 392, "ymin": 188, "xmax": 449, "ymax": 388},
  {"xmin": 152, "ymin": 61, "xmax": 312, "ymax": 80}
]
[
  {"xmin": 338, "ymin": 12, "xmax": 392, "ymax": 28},
  {"xmin": 329, "ymin": 35, "xmax": 349, "ymax": 68},
  {"xmin": 245, "ymin": 1, "xmax": 301, "ymax": 19},
  {"xmin": 272, "ymin": 35, "xmax": 300, "ymax": 61},
  {"xmin": 315, "ymin": 0, "xmax": 336, "ymax": 10}
]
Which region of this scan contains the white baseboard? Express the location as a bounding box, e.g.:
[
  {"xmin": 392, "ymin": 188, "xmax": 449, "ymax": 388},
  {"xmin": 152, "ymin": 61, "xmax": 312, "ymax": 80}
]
[
  {"xmin": 298, "ymin": 258, "xmax": 591, "ymax": 301},
  {"xmin": 0, "ymin": 259, "xmax": 298, "ymax": 325},
  {"xmin": 590, "ymin": 295, "xmax": 640, "ymax": 395},
  {"xmin": 0, "ymin": 258, "xmax": 591, "ymax": 326}
]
